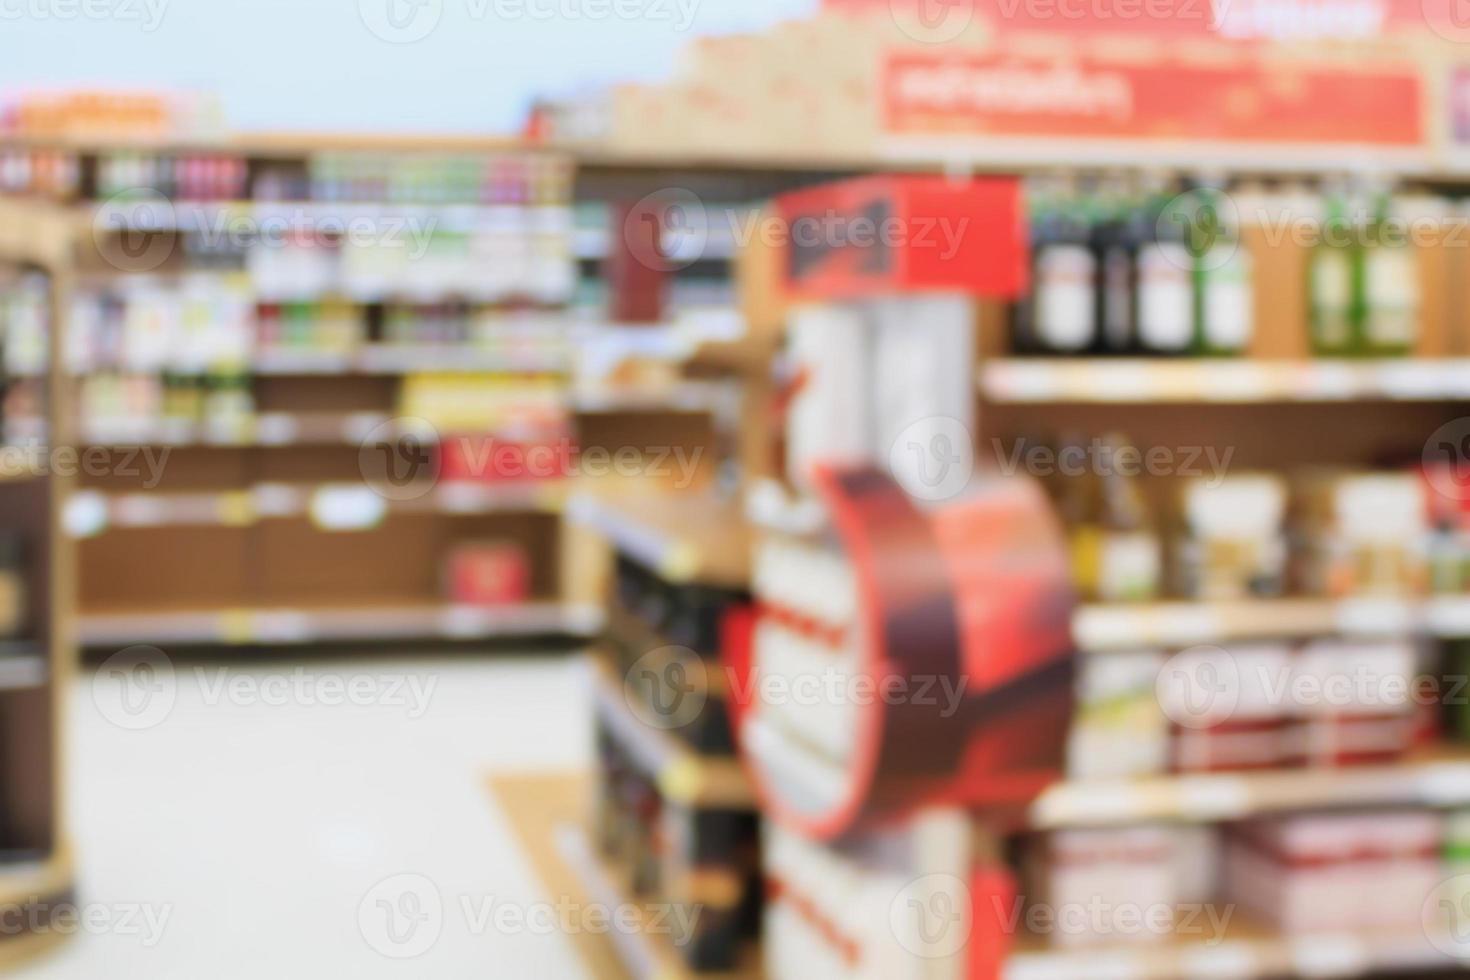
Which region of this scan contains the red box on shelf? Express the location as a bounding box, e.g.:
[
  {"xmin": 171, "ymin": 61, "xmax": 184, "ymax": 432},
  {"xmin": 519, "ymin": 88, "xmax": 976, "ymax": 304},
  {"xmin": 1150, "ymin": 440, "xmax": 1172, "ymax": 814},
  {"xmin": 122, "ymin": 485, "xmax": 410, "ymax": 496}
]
[
  {"xmin": 438, "ymin": 430, "xmax": 576, "ymax": 483},
  {"xmin": 444, "ymin": 542, "xmax": 530, "ymax": 606},
  {"xmin": 774, "ymin": 174, "xmax": 1027, "ymax": 303}
]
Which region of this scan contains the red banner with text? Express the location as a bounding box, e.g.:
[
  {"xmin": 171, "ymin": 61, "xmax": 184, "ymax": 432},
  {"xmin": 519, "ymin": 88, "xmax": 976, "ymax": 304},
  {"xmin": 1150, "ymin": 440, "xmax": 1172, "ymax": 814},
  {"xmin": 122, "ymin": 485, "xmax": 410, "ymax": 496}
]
[{"xmin": 883, "ymin": 52, "xmax": 1424, "ymax": 146}]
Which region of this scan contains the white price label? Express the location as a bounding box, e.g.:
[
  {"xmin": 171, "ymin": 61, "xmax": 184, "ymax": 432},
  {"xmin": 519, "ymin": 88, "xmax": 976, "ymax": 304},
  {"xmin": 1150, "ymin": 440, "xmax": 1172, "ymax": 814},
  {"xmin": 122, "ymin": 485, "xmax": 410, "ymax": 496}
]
[{"xmin": 309, "ymin": 486, "xmax": 388, "ymax": 532}]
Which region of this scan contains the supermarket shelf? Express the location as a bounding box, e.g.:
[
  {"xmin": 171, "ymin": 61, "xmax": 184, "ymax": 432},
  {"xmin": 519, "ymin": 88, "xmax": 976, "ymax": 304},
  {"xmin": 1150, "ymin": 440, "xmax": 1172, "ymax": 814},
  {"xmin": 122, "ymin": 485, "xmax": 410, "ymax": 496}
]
[
  {"xmin": 82, "ymin": 389, "xmax": 728, "ymax": 447},
  {"xmin": 66, "ymin": 481, "xmax": 566, "ymax": 533},
  {"xmin": 1006, "ymin": 913, "xmax": 1456, "ymax": 980},
  {"xmin": 1074, "ymin": 596, "xmax": 1470, "ymax": 652},
  {"xmin": 77, "ymin": 600, "xmax": 603, "ymax": 647},
  {"xmin": 81, "ymin": 411, "xmax": 396, "ymax": 448},
  {"xmin": 92, "ymin": 198, "xmax": 574, "ymax": 234},
  {"xmin": 980, "ymin": 358, "xmax": 1470, "ymax": 404},
  {"xmin": 1030, "ymin": 748, "xmax": 1470, "ymax": 829},
  {"xmin": 254, "ymin": 345, "xmax": 570, "ymax": 376},
  {"xmin": 590, "ymin": 654, "xmax": 753, "ymax": 808},
  {"xmin": 570, "ymin": 380, "xmax": 738, "ymax": 417},
  {"xmin": 556, "ymin": 824, "xmax": 762, "ymax": 980},
  {"xmin": 488, "ymin": 772, "xmax": 761, "ymax": 980},
  {"xmin": 569, "ymin": 490, "xmax": 750, "ymax": 589}
]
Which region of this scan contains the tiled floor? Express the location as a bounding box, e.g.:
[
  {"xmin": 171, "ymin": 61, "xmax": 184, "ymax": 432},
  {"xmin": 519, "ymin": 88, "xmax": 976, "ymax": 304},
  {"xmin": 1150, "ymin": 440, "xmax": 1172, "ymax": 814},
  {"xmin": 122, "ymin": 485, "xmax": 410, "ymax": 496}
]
[{"xmin": 13, "ymin": 651, "xmax": 594, "ymax": 979}]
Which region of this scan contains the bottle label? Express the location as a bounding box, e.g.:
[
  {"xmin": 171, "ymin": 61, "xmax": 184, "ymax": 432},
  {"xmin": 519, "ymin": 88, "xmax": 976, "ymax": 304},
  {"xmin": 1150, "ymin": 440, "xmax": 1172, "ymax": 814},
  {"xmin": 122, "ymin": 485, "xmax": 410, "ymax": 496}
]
[
  {"xmin": 1310, "ymin": 248, "xmax": 1353, "ymax": 349},
  {"xmin": 1035, "ymin": 244, "xmax": 1097, "ymax": 352},
  {"xmin": 1364, "ymin": 247, "xmax": 1419, "ymax": 347},
  {"xmin": 1202, "ymin": 248, "xmax": 1254, "ymax": 351},
  {"xmin": 1137, "ymin": 243, "xmax": 1193, "ymax": 351},
  {"xmin": 1099, "ymin": 531, "xmax": 1162, "ymax": 602}
]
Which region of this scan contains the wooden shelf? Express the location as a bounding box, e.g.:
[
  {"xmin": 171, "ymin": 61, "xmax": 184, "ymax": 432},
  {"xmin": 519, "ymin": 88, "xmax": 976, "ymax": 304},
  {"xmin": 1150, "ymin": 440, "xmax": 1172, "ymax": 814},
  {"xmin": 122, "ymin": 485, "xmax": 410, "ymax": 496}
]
[
  {"xmin": 76, "ymin": 600, "xmax": 602, "ymax": 647},
  {"xmin": 1074, "ymin": 596, "xmax": 1470, "ymax": 652},
  {"xmin": 68, "ymin": 481, "xmax": 567, "ymax": 533},
  {"xmin": 569, "ymin": 490, "xmax": 751, "ymax": 590},
  {"xmin": 590, "ymin": 653, "xmax": 752, "ymax": 809},
  {"xmin": 488, "ymin": 772, "xmax": 763, "ymax": 980},
  {"xmin": 254, "ymin": 345, "xmax": 570, "ymax": 376},
  {"xmin": 1030, "ymin": 747, "xmax": 1470, "ymax": 829},
  {"xmin": 981, "ymin": 358, "xmax": 1470, "ymax": 404}
]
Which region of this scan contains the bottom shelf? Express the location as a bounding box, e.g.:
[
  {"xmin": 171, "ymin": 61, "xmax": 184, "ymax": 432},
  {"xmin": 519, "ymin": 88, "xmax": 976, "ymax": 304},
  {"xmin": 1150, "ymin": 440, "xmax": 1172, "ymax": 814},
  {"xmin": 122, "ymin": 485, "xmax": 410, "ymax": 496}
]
[
  {"xmin": 0, "ymin": 847, "xmax": 77, "ymax": 970},
  {"xmin": 78, "ymin": 601, "xmax": 603, "ymax": 647},
  {"xmin": 1008, "ymin": 915, "xmax": 1456, "ymax": 980},
  {"xmin": 488, "ymin": 771, "xmax": 762, "ymax": 980}
]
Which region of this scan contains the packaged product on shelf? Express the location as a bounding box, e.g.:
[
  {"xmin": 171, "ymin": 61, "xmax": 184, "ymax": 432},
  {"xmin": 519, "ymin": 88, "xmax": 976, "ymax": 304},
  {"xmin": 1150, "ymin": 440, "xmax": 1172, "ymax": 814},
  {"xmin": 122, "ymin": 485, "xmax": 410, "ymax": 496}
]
[
  {"xmin": 1443, "ymin": 642, "xmax": 1470, "ymax": 742},
  {"xmin": 443, "ymin": 542, "xmax": 530, "ymax": 606},
  {"xmin": 1054, "ymin": 435, "xmax": 1162, "ymax": 603},
  {"xmin": 0, "ymin": 273, "xmax": 50, "ymax": 378},
  {"xmin": 1024, "ymin": 826, "xmax": 1184, "ymax": 948},
  {"xmin": 1091, "ymin": 176, "xmax": 1143, "ymax": 356},
  {"xmin": 1308, "ymin": 187, "xmax": 1358, "ymax": 356},
  {"xmin": 1279, "ymin": 638, "xmax": 1418, "ymax": 767},
  {"xmin": 764, "ymin": 810, "xmax": 975, "ymax": 977},
  {"xmin": 1168, "ymin": 643, "xmax": 1295, "ymax": 773},
  {"xmin": 1013, "ymin": 177, "xmax": 1098, "ymax": 356},
  {"xmin": 656, "ymin": 802, "xmax": 761, "ymax": 969},
  {"xmin": 1067, "ymin": 651, "xmax": 1169, "ymax": 781},
  {"xmin": 1358, "ymin": 186, "xmax": 1420, "ymax": 356},
  {"xmin": 1189, "ymin": 182, "xmax": 1254, "ymax": 356},
  {"xmin": 783, "ymin": 305, "xmax": 872, "ymax": 491},
  {"xmin": 1308, "ymin": 183, "xmax": 1422, "ymax": 357},
  {"xmin": 0, "ymin": 534, "xmax": 26, "ymax": 638},
  {"xmin": 1224, "ymin": 810, "xmax": 1443, "ymax": 934},
  {"xmin": 1424, "ymin": 463, "xmax": 1470, "ymax": 594},
  {"xmin": 1134, "ymin": 182, "xmax": 1195, "ymax": 357},
  {"xmin": 611, "ymin": 554, "xmax": 752, "ymax": 756},
  {"xmin": 1447, "ymin": 811, "xmax": 1470, "ymax": 873},
  {"xmin": 1175, "ymin": 474, "xmax": 1287, "ymax": 600},
  {"xmin": 0, "ymin": 149, "xmax": 80, "ymax": 200},
  {"xmin": 593, "ymin": 704, "xmax": 755, "ymax": 972},
  {"xmin": 1295, "ymin": 471, "xmax": 1429, "ymax": 597},
  {"xmin": 437, "ymin": 423, "xmax": 575, "ymax": 485}
]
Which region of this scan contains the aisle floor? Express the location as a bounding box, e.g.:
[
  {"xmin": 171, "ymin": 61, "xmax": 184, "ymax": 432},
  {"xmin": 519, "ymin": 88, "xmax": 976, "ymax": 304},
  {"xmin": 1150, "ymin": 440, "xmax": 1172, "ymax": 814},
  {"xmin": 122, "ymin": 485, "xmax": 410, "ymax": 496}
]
[{"xmin": 14, "ymin": 651, "xmax": 595, "ymax": 979}]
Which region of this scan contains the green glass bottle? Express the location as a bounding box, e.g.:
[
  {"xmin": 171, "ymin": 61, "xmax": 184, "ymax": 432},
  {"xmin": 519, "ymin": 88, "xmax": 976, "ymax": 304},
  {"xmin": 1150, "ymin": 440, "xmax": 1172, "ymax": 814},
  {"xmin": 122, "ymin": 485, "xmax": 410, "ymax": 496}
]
[{"xmin": 1308, "ymin": 187, "xmax": 1357, "ymax": 357}]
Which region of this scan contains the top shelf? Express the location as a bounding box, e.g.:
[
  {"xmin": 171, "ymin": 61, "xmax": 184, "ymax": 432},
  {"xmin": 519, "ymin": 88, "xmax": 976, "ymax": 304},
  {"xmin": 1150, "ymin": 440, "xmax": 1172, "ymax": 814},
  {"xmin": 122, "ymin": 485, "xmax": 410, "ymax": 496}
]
[{"xmin": 981, "ymin": 359, "xmax": 1470, "ymax": 405}]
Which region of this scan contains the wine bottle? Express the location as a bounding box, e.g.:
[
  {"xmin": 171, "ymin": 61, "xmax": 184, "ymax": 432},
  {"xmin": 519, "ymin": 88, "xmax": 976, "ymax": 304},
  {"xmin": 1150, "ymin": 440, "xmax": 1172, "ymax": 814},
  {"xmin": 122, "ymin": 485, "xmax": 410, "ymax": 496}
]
[
  {"xmin": 1359, "ymin": 184, "xmax": 1419, "ymax": 357},
  {"xmin": 1190, "ymin": 181, "xmax": 1254, "ymax": 356},
  {"xmin": 1136, "ymin": 180, "xmax": 1195, "ymax": 356},
  {"xmin": 1308, "ymin": 183, "xmax": 1357, "ymax": 356},
  {"xmin": 1016, "ymin": 177, "xmax": 1098, "ymax": 355}
]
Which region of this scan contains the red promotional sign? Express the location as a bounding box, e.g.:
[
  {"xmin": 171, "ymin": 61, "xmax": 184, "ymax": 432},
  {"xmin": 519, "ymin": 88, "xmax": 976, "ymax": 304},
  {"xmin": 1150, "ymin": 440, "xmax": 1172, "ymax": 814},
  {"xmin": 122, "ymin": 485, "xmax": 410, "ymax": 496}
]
[
  {"xmin": 775, "ymin": 175, "xmax": 1027, "ymax": 301},
  {"xmin": 831, "ymin": 0, "xmax": 1437, "ymax": 41},
  {"xmin": 883, "ymin": 52, "xmax": 1424, "ymax": 147}
]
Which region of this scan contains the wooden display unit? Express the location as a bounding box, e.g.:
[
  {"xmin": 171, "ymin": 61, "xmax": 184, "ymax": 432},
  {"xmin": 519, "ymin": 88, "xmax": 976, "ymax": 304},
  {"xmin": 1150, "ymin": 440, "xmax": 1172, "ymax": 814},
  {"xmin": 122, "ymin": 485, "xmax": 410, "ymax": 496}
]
[{"xmin": 0, "ymin": 201, "xmax": 80, "ymax": 961}]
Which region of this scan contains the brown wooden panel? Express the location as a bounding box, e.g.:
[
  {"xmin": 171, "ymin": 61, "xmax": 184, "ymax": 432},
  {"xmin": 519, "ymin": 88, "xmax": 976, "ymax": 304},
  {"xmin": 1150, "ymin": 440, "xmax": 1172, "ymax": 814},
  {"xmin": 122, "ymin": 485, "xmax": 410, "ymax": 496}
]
[
  {"xmin": 254, "ymin": 446, "xmax": 364, "ymax": 485},
  {"xmin": 79, "ymin": 527, "xmax": 250, "ymax": 608},
  {"xmin": 252, "ymin": 516, "xmax": 443, "ymax": 604},
  {"xmin": 0, "ymin": 689, "xmax": 53, "ymax": 855},
  {"xmin": 253, "ymin": 376, "xmax": 397, "ymax": 414},
  {"xmin": 75, "ymin": 447, "xmax": 247, "ymax": 493}
]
